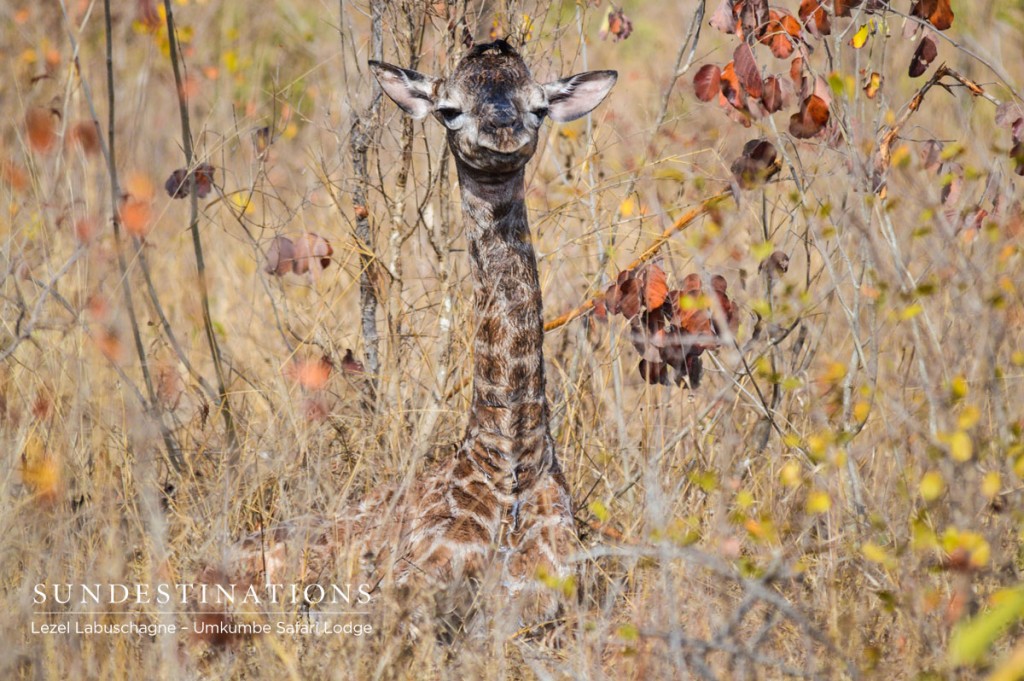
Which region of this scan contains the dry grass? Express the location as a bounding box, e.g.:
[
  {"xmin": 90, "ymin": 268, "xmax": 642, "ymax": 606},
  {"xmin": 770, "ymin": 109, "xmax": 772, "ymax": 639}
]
[{"xmin": 3, "ymin": 1, "xmax": 1024, "ymax": 679}]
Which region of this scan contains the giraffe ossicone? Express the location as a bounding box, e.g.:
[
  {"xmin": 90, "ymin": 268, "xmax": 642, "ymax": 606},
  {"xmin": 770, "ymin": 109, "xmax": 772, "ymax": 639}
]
[{"xmin": 209, "ymin": 40, "xmax": 616, "ymax": 634}]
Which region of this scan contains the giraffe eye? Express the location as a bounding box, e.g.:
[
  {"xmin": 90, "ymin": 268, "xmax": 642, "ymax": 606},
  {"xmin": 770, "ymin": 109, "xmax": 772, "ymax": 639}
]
[
  {"xmin": 437, "ymin": 107, "xmax": 462, "ymax": 124},
  {"xmin": 531, "ymin": 107, "xmax": 549, "ymax": 119}
]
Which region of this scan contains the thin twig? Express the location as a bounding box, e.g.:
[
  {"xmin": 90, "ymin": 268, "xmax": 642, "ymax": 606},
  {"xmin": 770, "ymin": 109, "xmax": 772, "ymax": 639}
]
[
  {"xmin": 101, "ymin": 0, "xmax": 183, "ymax": 471},
  {"xmin": 162, "ymin": 0, "xmax": 239, "ymax": 452}
]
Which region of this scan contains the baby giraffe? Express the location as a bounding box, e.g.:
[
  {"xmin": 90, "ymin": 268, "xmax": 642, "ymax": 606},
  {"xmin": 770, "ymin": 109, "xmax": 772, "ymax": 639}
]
[{"xmin": 210, "ymin": 41, "xmax": 615, "ymax": 634}]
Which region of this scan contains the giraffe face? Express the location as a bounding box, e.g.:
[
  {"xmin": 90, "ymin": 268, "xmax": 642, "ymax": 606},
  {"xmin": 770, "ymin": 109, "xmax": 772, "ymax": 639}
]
[{"xmin": 370, "ymin": 40, "xmax": 617, "ymax": 176}]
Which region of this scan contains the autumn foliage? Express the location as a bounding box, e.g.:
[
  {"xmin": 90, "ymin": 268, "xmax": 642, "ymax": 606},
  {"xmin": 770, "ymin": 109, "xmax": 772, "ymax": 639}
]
[{"xmin": 600, "ymin": 263, "xmax": 738, "ymax": 387}]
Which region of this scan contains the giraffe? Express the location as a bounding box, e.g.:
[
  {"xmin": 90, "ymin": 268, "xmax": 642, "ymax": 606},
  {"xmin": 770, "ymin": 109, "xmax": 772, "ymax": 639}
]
[{"xmin": 206, "ymin": 40, "xmax": 616, "ymax": 634}]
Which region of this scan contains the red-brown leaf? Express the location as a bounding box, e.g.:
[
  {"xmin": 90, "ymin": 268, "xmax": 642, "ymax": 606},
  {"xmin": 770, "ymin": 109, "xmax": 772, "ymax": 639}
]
[
  {"xmin": 1012, "ymin": 141, "xmax": 1024, "ymax": 177},
  {"xmin": 265, "ymin": 236, "xmax": 295, "ymax": 276},
  {"xmin": 789, "ymin": 94, "xmax": 830, "ymax": 138},
  {"xmin": 638, "ymin": 359, "xmax": 670, "ymax": 386},
  {"xmin": 601, "ymin": 8, "xmax": 634, "ymax": 42},
  {"xmin": 911, "ymin": 0, "xmax": 954, "ymax": 31},
  {"xmin": 834, "ymin": 0, "xmax": 861, "ymax": 16},
  {"xmin": 909, "ymin": 35, "xmax": 938, "ymax": 78},
  {"xmin": 289, "ymin": 356, "xmax": 332, "ymax": 391},
  {"xmin": 710, "ymin": 275, "xmax": 739, "ymax": 337},
  {"xmin": 120, "ymin": 198, "xmax": 152, "ymax": 237},
  {"xmin": 694, "ymin": 64, "xmax": 722, "ymax": 102},
  {"xmin": 720, "ymin": 61, "xmax": 745, "ymax": 110},
  {"xmin": 643, "ymin": 264, "xmax": 669, "ymax": 310},
  {"xmin": 165, "ymin": 163, "xmax": 215, "ymax": 199},
  {"xmin": 740, "ymin": 0, "xmax": 770, "ymax": 39},
  {"xmin": 733, "ymin": 43, "xmax": 763, "ymax": 100},
  {"xmin": 758, "ymin": 251, "xmax": 791, "ymax": 277},
  {"xmin": 26, "ymin": 107, "xmax": 58, "ymax": 153},
  {"xmin": 731, "ymin": 139, "xmax": 780, "ymax": 189},
  {"xmin": 762, "ymin": 76, "xmax": 784, "ymax": 113},
  {"xmin": 292, "ymin": 233, "xmax": 334, "ymax": 275},
  {"xmin": 759, "ymin": 11, "xmax": 799, "ymax": 59},
  {"xmin": 341, "ymin": 349, "xmax": 365, "ymax": 374},
  {"xmin": 69, "ymin": 121, "xmax": 101, "ymax": 156},
  {"xmin": 606, "ymin": 270, "xmax": 642, "ymax": 319},
  {"xmin": 799, "ymin": 0, "xmax": 830, "ymax": 36}
]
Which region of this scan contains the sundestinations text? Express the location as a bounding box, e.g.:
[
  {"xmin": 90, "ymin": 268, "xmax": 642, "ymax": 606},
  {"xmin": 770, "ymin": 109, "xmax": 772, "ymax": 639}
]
[{"xmin": 33, "ymin": 582, "xmax": 373, "ymax": 607}]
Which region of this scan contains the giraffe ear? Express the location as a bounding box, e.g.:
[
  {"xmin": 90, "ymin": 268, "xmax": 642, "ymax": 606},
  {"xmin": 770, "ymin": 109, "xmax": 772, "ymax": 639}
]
[
  {"xmin": 542, "ymin": 70, "xmax": 618, "ymax": 123},
  {"xmin": 369, "ymin": 61, "xmax": 439, "ymax": 120}
]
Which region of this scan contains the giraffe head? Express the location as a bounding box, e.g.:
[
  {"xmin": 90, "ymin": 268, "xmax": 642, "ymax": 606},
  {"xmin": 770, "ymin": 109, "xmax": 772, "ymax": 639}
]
[{"xmin": 370, "ymin": 40, "xmax": 617, "ymax": 176}]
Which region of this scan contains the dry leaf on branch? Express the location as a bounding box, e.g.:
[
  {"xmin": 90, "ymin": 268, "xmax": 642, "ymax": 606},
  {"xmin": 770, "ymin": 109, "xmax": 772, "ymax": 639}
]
[
  {"xmin": 265, "ymin": 233, "xmax": 334, "ymax": 278},
  {"xmin": 789, "ymin": 94, "xmax": 829, "ymax": 138},
  {"xmin": 26, "ymin": 107, "xmax": 59, "ymax": 153},
  {"xmin": 164, "ymin": 163, "xmax": 216, "ymax": 199},
  {"xmin": 694, "ymin": 65, "xmax": 722, "ymax": 102},
  {"xmin": 731, "ymin": 139, "xmax": 781, "ymax": 189},
  {"xmin": 759, "ymin": 250, "xmax": 790, "ymax": 278},
  {"xmin": 799, "ymin": 0, "xmax": 830, "ymax": 36},
  {"xmin": 600, "ymin": 8, "xmax": 633, "ymax": 42},
  {"xmin": 910, "ymin": 0, "xmax": 954, "ymax": 31},
  {"xmin": 909, "ymin": 35, "xmax": 938, "ymax": 78},
  {"xmin": 603, "ymin": 264, "xmax": 739, "ymax": 388}
]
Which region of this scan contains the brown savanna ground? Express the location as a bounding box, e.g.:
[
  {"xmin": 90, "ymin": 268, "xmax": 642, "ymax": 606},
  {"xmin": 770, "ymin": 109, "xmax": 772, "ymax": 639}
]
[{"xmin": 3, "ymin": 1, "xmax": 1024, "ymax": 678}]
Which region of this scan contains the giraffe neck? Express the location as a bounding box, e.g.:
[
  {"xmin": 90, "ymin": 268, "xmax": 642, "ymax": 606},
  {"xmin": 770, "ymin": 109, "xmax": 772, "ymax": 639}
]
[{"xmin": 456, "ymin": 165, "xmax": 556, "ymax": 495}]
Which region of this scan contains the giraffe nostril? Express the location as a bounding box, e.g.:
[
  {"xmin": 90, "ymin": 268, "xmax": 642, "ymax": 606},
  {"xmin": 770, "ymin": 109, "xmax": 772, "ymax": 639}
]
[{"xmin": 488, "ymin": 107, "xmax": 518, "ymax": 130}]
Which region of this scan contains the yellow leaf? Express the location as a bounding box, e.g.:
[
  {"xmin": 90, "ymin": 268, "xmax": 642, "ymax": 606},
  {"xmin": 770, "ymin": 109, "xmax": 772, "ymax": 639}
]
[
  {"xmin": 807, "ymin": 431, "xmax": 831, "ymax": 460},
  {"xmin": 911, "ymin": 518, "xmax": 938, "ymax": 551},
  {"xmin": 851, "ymin": 23, "xmax": 870, "ymax": 49},
  {"xmin": 940, "ymin": 142, "xmax": 965, "ymax": 161},
  {"xmin": 752, "ymin": 241, "xmax": 774, "ymax": 261},
  {"xmin": 972, "ymin": 539, "xmax": 991, "ymax": 569},
  {"xmin": 864, "ymin": 72, "xmax": 882, "ymax": 99},
  {"xmin": 806, "ymin": 490, "xmax": 831, "ymax": 514},
  {"xmin": 899, "ymin": 303, "xmax": 924, "ymax": 320},
  {"xmin": 892, "ymin": 145, "xmax": 911, "ymax": 167},
  {"xmin": 920, "ymin": 470, "xmax": 945, "ymax": 501},
  {"xmin": 619, "ymin": 197, "xmax": 635, "ymax": 218},
  {"xmin": 942, "ymin": 529, "xmax": 991, "ymax": 568},
  {"xmin": 750, "ymin": 298, "xmax": 772, "ymax": 318},
  {"xmin": 230, "ymin": 192, "xmax": 254, "ymax": 215},
  {"xmin": 949, "ymin": 430, "xmax": 973, "ymax": 462},
  {"xmin": 736, "ymin": 490, "xmax": 754, "ymax": 510},
  {"xmin": 779, "ymin": 376, "xmax": 801, "ymax": 391},
  {"xmin": 982, "ymin": 472, "xmax": 1002, "ymax": 500},
  {"xmin": 950, "ymin": 375, "xmax": 969, "ymax": 399},
  {"xmin": 19, "ymin": 434, "xmax": 61, "ymax": 502},
  {"xmin": 862, "ymin": 542, "xmax": 896, "ymax": 569},
  {"xmin": 949, "ymin": 585, "xmax": 1024, "ymax": 666},
  {"xmin": 780, "ymin": 462, "xmax": 802, "ymax": 488},
  {"xmin": 617, "ymin": 623, "xmax": 640, "ymax": 642},
  {"xmin": 589, "ymin": 500, "xmax": 610, "ymax": 523},
  {"xmin": 853, "ymin": 401, "xmax": 871, "ymax": 422},
  {"xmin": 821, "ymin": 361, "xmax": 847, "ymax": 383},
  {"xmin": 958, "ymin": 405, "xmax": 981, "ymax": 430},
  {"xmin": 986, "ymin": 638, "xmax": 1024, "ymax": 681}
]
